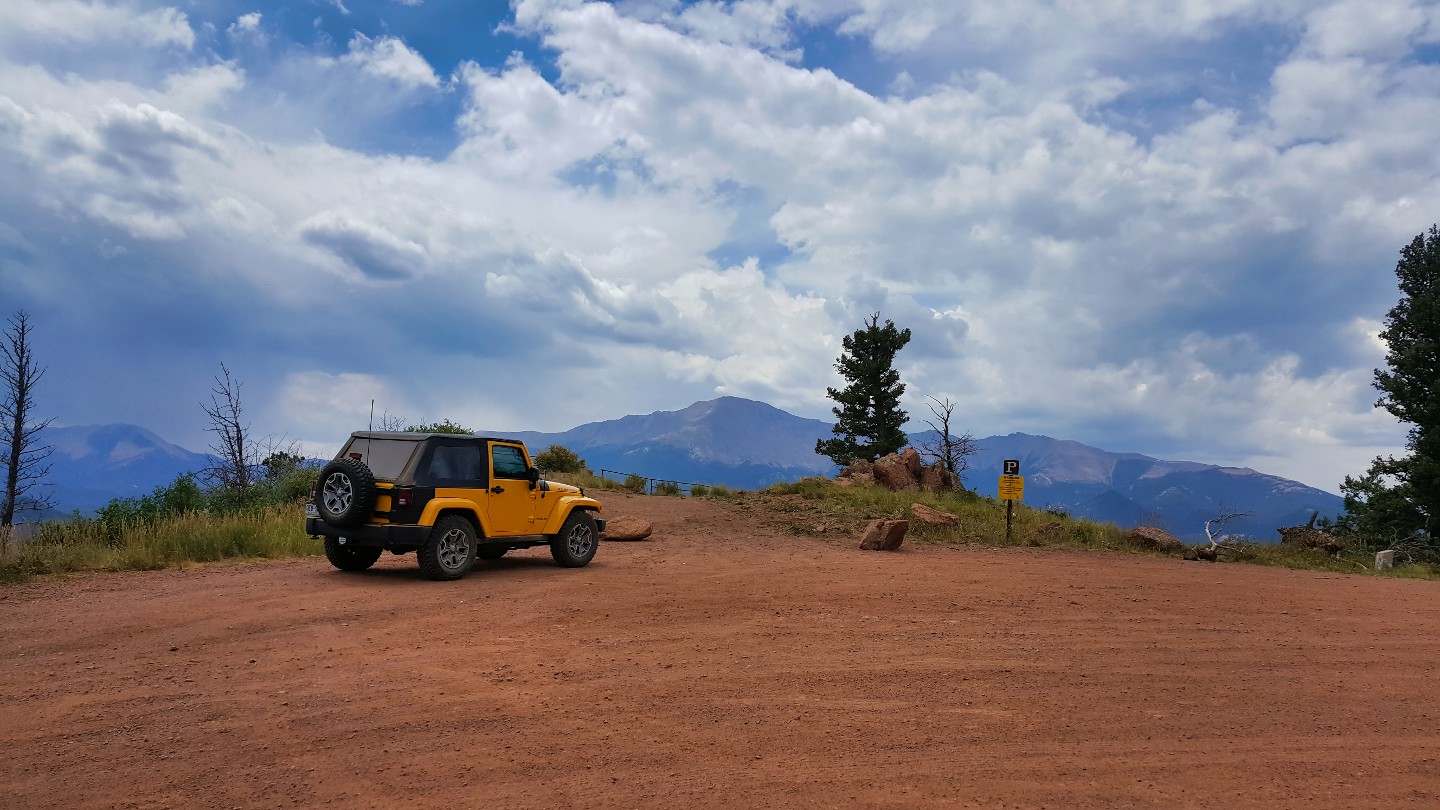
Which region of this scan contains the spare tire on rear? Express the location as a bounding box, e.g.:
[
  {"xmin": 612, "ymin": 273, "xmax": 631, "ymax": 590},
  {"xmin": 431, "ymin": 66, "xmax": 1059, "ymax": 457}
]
[{"xmin": 316, "ymin": 457, "xmax": 377, "ymax": 528}]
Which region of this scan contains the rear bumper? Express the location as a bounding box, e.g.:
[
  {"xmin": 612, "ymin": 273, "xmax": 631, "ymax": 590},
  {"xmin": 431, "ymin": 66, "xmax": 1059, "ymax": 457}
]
[{"xmin": 306, "ymin": 518, "xmax": 431, "ymax": 548}]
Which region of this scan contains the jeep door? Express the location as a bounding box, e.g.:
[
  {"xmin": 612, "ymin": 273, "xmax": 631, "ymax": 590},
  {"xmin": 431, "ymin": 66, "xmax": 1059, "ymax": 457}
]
[{"xmin": 487, "ymin": 442, "xmax": 535, "ymax": 536}]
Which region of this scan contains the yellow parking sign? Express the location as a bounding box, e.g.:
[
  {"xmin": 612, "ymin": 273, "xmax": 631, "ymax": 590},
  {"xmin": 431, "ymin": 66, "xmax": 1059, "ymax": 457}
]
[{"xmin": 998, "ymin": 474, "xmax": 1024, "ymax": 501}]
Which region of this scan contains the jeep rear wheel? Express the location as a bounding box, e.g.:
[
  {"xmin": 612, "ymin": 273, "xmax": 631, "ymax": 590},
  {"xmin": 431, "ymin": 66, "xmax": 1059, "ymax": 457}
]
[
  {"xmin": 550, "ymin": 510, "xmax": 598, "ymax": 568},
  {"xmin": 324, "ymin": 537, "xmax": 382, "ymax": 572},
  {"xmin": 418, "ymin": 516, "xmax": 478, "ymax": 581},
  {"xmin": 316, "ymin": 458, "xmax": 377, "ymax": 528}
]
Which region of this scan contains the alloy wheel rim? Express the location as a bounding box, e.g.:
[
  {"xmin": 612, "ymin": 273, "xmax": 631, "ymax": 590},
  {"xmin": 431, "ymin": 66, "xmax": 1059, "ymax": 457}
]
[
  {"xmin": 567, "ymin": 525, "xmax": 593, "ymax": 557},
  {"xmin": 323, "ymin": 473, "xmax": 353, "ymax": 513},
  {"xmin": 438, "ymin": 528, "xmax": 470, "ymax": 570}
]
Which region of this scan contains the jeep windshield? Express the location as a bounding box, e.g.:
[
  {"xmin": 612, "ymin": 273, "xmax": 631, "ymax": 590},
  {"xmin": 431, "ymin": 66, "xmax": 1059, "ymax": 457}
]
[{"xmin": 337, "ymin": 436, "xmax": 418, "ymax": 481}]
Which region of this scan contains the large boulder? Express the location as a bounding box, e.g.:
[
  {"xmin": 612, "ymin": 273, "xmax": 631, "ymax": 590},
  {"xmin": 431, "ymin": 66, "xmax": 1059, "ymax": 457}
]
[
  {"xmin": 602, "ymin": 517, "xmax": 653, "ymax": 542},
  {"xmin": 901, "ymin": 448, "xmax": 923, "ymax": 480},
  {"xmin": 872, "ymin": 454, "xmax": 920, "ymax": 492},
  {"xmin": 859, "ymin": 519, "xmax": 909, "ymax": 551},
  {"xmin": 1126, "ymin": 526, "xmax": 1182, "ymax": 552},
  {"xmin": 910, "ymin": 503, "xmax": 960, "ymax": 526},
  {"xmin": 920, "ymin": 464, "xmax": 959, "ymax": 491}
]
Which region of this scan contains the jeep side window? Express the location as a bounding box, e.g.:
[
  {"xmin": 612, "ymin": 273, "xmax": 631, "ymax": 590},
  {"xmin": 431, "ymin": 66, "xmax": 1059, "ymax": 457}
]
[
  {"xmin": 491, "ymin": 444, "xmax": 529, "ymax": 480},
  {"xmin": 423, "ymin": 444, "xmax": 484, "ymax": 485}
]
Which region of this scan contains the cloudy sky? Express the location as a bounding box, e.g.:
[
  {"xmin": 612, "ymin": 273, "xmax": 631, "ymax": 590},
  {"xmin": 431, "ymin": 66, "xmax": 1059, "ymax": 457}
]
[{"xmin": 3, "ymin": 0, "xmax": 1438, "ymax": 493}]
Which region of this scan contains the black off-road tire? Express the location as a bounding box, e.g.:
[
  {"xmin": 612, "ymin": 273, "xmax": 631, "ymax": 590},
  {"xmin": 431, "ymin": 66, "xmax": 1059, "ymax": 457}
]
[
  {"xmin": 477, "ymin": 546, "xmax": 508, "ymax": 561},
  {"xmin": 550, "ymin": 510, "xmax": 598, "ymax": 568},
  {"xmin": 418, "ymin": 515, "xmax": 478, "ymax": 581},
  {"xmin": 316, "ymin": 458, "xmax": 377, "ymax": 528},
  {"xmin": 324, "ymin": 537, "xmax": 382, "ymax": 572}
]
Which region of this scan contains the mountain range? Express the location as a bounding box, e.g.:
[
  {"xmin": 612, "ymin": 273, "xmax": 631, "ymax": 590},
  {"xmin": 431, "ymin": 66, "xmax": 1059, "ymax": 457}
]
[{"xmin": 27, "ymin": 398, "xmax": 1343, "ymax": 542}]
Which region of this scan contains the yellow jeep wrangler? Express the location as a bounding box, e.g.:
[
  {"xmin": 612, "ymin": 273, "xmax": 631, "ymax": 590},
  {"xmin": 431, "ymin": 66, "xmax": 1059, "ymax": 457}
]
[{"xmin": 305, "ymin": 431, "xmax": 605, "ymax": 580}]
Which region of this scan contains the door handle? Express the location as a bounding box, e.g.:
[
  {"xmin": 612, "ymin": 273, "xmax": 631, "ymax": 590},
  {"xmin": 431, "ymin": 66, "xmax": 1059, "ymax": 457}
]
[{"xmin": 490, "ymin": 485, "xmax": 505, "ymax": 494}]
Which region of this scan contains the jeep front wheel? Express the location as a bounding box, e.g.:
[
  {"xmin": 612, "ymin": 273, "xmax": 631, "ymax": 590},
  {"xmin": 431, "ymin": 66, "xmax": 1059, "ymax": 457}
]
[
  {"xmin": 418, "ymin": 516, "xmax": 478, "ymax": 581},
  {"xmin": 316, "ymin": 458, "xmax": 377, "ymax": 528},
  {"xmin": 550, "ymin": 511, "xmax": 598, "ymax": 568},
  {"xmin": 324, "ymin": 537, "xmax": 382, "ymax": 572}
]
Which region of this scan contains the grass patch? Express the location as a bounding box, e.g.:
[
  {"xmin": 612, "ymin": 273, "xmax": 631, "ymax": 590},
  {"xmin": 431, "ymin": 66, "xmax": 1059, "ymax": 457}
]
[
  {"xmin": 757, "ymin": 478, "xmax": 1440, "ymax": 579},
  {"xmin": 0, "ymin": 505, "xmax": 316, "ymax": 585}
]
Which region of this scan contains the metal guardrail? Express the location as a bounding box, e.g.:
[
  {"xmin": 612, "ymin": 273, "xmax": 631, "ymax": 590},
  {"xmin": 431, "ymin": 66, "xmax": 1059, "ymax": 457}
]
[{"xmin": 598, "ymin": 468, "xmax": 711, "ymax": 496}]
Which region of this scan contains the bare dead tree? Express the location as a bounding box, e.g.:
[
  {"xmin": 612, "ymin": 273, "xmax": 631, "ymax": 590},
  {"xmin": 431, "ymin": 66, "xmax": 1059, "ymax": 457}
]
[
  {"xmin": 376, "ymin": 409, "xmax": 405, "ymax": 432},
  {"xmin": 915, "ymin": 395, "xmax": 977, "ymax": 486},
  {"xmin": 1200, "ymin": 506, "xmax": 1251, "ymax": 560},
  {"xmin": 1, "ymin": 310, "xmax": 55, "ymax": 529},
  {"xmin": 201, "ymin": 363, "xmax": 253, "ymax": 490}
]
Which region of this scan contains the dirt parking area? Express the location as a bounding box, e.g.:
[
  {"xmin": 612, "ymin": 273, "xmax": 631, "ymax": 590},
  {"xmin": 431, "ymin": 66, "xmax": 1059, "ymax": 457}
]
[{"xmin": 3, "ymin": 492, "xmax": 1440, "ymax": 808}]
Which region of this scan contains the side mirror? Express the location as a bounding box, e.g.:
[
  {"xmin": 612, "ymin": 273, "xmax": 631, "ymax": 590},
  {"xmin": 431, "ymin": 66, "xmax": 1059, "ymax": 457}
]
[{"xmin": 527, "ymin": 466, "xmax": 541, "ymax": 488}]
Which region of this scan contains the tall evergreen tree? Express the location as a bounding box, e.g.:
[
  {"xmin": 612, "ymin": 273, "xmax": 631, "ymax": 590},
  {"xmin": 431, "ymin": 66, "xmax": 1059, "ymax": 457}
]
[
  {"xmin": 1342, "ymin": 225, "xmax": 1440, "ymax": 543},
  {"xmin": 816, "ymin": 313, "xmax": 912, "ymax": 465}
]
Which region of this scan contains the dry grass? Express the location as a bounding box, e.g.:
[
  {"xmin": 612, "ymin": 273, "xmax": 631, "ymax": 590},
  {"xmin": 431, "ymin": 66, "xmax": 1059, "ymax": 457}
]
[{"xmin": 0, "ymin": 505, "xmax": 315, "ymax": 585}]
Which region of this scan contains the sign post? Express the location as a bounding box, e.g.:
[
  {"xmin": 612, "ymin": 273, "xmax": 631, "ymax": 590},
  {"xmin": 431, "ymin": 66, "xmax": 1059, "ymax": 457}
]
[{"xmin": 999, "ymin": 460, "xmax": 1024, "ymax": 542}]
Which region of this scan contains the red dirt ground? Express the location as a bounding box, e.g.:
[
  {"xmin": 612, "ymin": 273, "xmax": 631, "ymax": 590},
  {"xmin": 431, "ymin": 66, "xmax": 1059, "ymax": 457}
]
[{"xmin": 3, "ymin": 492, "xmax": 1440, "ymax": 808}]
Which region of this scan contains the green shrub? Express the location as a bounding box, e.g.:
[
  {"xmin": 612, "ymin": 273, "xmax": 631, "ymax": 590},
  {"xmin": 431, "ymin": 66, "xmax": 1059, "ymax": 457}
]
[
  {"xmin": 535, "ymin": 444, "xmax": 588, "ymax": 474},
  {"xmin": 623, "ymin": 474, "xmax": 648, "ymax": 494},
  {"xmin": 654, "ymin": 481, "xmax": 681, "ymax": 497},
  {"xmin": 404, "ymin": 419, "xmax": 472, "ymax": 434},
  {"xmin": 689, "ymin": 484, "xmax": 709, "ymax": 497}
]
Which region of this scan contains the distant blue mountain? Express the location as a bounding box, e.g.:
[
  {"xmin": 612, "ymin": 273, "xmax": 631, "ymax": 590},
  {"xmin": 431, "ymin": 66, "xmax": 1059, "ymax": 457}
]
[
  {"xmin": 42, "ymin": 424, "xmax": 212, "ymax": 515},
  {"xmin": 945, "ymin": 432, "xmax": 1344, "ymax": 542},
  {"xmin": 494, "ymin": 397, "xmax": 835, "ymax": 490}
]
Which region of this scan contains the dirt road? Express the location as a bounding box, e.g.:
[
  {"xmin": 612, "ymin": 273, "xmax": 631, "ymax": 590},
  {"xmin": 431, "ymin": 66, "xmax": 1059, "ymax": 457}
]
[{"xmin": 3, "ymin": 492, "xmax": 1439, "ymax": 808}]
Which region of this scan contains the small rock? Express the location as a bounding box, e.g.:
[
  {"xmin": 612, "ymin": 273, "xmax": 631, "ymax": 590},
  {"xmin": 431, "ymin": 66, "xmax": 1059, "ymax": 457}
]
[
  {"xmin": 602, "ymin": 517, "xmax": 653, "ymax": 542},
  {"xmin": 910, "ymin": 503, "xmax": 960, "ymax": 526},
  {"xmin": 859, "ymin": 519, "xmax": 908, "ymax": 551}
]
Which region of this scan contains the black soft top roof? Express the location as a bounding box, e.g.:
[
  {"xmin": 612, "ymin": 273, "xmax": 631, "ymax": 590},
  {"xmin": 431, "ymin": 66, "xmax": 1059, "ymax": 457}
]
[{"xmin": 346, "ymin": 431, "xmax": 523, "ymax": 444}]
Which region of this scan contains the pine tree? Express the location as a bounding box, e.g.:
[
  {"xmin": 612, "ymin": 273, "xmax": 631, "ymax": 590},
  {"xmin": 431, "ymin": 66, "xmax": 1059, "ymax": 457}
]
[
  {"xmin": 1342, "ymin": 225, "xmax": 1440, "ymax": 543},
  {"xmin": 816, "ymin": 313, "xmax": 912, "ymax": 465}
]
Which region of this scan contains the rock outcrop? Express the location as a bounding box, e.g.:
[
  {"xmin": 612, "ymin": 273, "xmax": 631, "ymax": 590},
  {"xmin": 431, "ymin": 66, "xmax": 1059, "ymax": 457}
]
[{"xmin": 838, "ymin": 451, "xmax": 959, "ymax": 493}]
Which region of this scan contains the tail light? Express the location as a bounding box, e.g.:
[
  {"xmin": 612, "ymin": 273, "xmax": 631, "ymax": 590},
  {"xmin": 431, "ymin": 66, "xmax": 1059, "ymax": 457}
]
[{"xmin": 394, "ymin": 487, "xmax": 413, "ymax": 508}]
